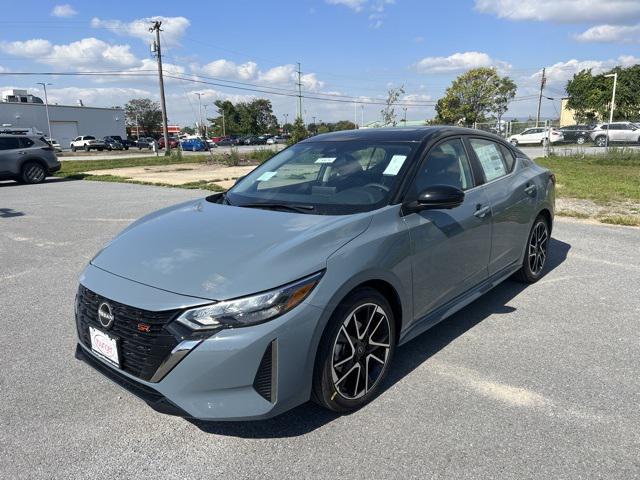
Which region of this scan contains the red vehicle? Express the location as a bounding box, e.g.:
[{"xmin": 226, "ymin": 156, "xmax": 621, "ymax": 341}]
[
  {"xmin": 210, "ymin": 136, "xmax": 224, "ymax": 143},
  {"xmin": 158, "ymin": 136, "xmax": 179, "ymax": 149}
]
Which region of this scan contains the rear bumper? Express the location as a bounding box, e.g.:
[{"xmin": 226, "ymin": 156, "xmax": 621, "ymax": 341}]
[{"xmin": 49, "ymin": 163, "xmax": 61, "ymax": 173}]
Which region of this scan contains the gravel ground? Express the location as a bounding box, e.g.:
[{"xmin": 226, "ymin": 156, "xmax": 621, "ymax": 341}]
[{"xmin": 1, "ymin": 178, "xmax": 639, "ymax": 479}]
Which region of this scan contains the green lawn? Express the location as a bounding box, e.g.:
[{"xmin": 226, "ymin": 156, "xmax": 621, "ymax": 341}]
[{"xmin": 536, "ymin": 150, "xmax": 640, "ymax": 203}]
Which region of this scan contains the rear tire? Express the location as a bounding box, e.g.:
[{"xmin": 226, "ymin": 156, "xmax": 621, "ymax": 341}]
[
  {"xmin": 312, "ymin": 287, "xmax": 396, "ymax": 413},
  {"xmin": 71, "ymin": 146, "xmax": 76, "ymax": 152},
  {"xmin": 595, "ymin": 136, "xmax": 607, "ymax": 147},
  {"xmin": 514, "ymin": 215, "xmax": 550, "ymax": 283},
  {"xmin": 19, "ymin": 161, "xmax": 46, "ymax": 184},
  {"xmin": 84, "ymin": 145, "xmax": 90, "ymax": 152}
]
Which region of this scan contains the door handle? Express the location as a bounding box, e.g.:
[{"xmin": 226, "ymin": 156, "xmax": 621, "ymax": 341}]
[
  {"xmin": 474, "ymin": 205, "xmax": 491, "ymax": 218},
  {"xmin": 524, "ymin": 184, "xmax": 537, "ymax": 195},
  {"xmin": 18, "ymin": 151, "xmax": 27, "ymax": 155}
]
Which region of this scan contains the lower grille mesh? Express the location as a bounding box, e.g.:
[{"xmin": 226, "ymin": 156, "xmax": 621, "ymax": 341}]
[{"xmin": 253, "ymin": 341, "xmax": 276, "ymax": 403}]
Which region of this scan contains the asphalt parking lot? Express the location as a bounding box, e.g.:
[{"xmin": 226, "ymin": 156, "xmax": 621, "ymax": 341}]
[{"xmin": 1, "ymin": 178, "xmax": 639, "ymax": 479}]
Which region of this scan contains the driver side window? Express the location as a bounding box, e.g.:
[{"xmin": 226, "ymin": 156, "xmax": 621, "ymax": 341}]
[{"xmin": 409, "ymin": 138, "xmax": 474, "ymax": 197}]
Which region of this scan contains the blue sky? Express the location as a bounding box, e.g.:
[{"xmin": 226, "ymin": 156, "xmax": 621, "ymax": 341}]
[{"xmin": 0, "ymin": 0, "xmax": 638, "ymax": 126}]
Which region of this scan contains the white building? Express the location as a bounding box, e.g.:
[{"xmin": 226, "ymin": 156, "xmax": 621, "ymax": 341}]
[{"xmin": 0, "ymin": 89, "xmax": 126, "ymax": 149}]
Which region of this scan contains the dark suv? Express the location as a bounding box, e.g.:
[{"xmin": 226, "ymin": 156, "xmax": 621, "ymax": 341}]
[
  {"xmin": 558, "ymin": 125, "xmax": 594, "ymax": 145},
  {"xmin": 0, "ymin": 134, "xmax": 60, "ymax": 184}
]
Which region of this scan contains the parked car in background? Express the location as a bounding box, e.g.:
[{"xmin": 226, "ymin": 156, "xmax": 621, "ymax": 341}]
[
  {"xmin": 215, "ymin": 137, "xmax": 237, "ymax": 146},
  {"xmin": 70, "ymin": 136, "xmax": 106, "ymax": 152},
  {"xmin": 103, "ymin": 137, "xmax": 124, "ymax": 151},
  {"xmin": 0, "ymin": 134, "xmax": 60, "ymax": 184},
  {"xmin": 74, "ymin": 126, "xmax": 555, "ymax": 420},
  {"xmin": 243, "ymin": 135, "xmax": 266, "ymax": 145},
  {"xmin": 206, "ymin": 138, "xmax": 217, "ymax": 149},
  {"xmin": 158, "ymin": 136, "xmax": 179, "ymax": 149},
  {"xmin": 180, "ymin": 137, "xmax": 208, "ymax": 151},
  {"xmin": 267, "ymin": 135, "xmax": 288, "ymax": 145},
  {"xmin": 45, "ymin": 137, "xmax": 62, "ymax": 152},
  {"xmin": 508, "ymin": 127, "xmax": 563, "ymax": 146},
  {"xmin": 134, "ymin": 137, "xmax": 155, "ymax": 150},
  {"xmin": 590, "ymin": 122, "xmax": 640, "ymax": 147},
  {"xmin": 557, "ymin": 125, "xmax": 594, "ymax": 145},
  {"xmin": 105, "ymin": 136, "xmax": 130, "ymax": 150}
]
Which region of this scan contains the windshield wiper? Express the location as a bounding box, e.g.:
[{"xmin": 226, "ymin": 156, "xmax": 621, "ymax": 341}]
[{"xmin": 240, "ymin": 202, "xmax": 315, "ymax": 214}]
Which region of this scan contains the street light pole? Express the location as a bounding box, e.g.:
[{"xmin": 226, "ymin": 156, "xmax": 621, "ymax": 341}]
[
  {"xmin": 203, "ymin": 104, "xmax": 208, "ymax": 137},
  {"xmin": 604, "ymin": 72, "xmax": 618, "ymax": 148},
  {"xmin": 194, "ymin": 93, "xmax": 203, "ymax": 137},
  {"xmin": 36, "ymin": 82, "xmax": 52, "ymax": 139}
]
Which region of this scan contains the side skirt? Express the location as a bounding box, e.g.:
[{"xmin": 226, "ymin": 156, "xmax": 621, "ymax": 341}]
[{"xmin": 398, "ymin": 261, "xmax": 521, "ymax": 346}]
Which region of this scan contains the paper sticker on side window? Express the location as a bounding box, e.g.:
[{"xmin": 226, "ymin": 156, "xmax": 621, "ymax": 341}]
[{"xmin": 382, "ymin": 155, "xmax": 407, "ymax": 176}]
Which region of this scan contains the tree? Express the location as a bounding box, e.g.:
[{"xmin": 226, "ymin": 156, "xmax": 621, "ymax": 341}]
[
  {"xmin": 124, "ymin": 98, "xmax": 162, "ymax": 137},
  {"xmin": 180, "ymin": 126, "xmax": 195, "ymax": 135},
  {"xmin": 208, "ymin": 98, "xmax": 279, "ymax": 135},
  {"xmin": 288, "ymin": 117, "xmax": 309, "ymax": 144},
  {"xmin": 566, "ymin": 65, "xmax": 640, "ymax": 122},
  {"xmin": 381, "ymin": 85, "xmax": 405, "ymax": 126},
  {"xmin": 434, "ymin": 68, "xmax": 517, "ymax": 126}
]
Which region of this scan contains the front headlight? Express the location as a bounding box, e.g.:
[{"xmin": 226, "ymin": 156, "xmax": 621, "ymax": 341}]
[{"xmin": 175, "ymin": 271, "xmax": 324, "ymax": 330}]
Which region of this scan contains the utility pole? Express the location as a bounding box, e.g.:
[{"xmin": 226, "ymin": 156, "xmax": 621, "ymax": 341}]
[
  {"xmin": 360, "ymin": 104, "xmax": 364, "ymax": 128},
  {"xmin": 296, "ymin": 62, "xmax": 303, "ymax": 120},
  {"xmin": 312, "ymin": 116, "xmax": 316, "ymax": 134},
  {"xmin": 36, "ymin": 82, "xmax": 52, "ymax": 139},
  {"xmin": 535, "ymin": 67, "xmax": 546, "ymax": 128},
  {"xmin": 283, "ymin": 113, "xmax": 288, "ymax": 133},
  {"xmin": 403, "ymin": 107, "xmax": 408, "ymax": 125},
  {"xmin": 203, "ymin": 103, "xmax": 209, "ymax": 137},
  {"xmin": 150, "ymin": 21, "xmax": 170, "ymax": 155}
]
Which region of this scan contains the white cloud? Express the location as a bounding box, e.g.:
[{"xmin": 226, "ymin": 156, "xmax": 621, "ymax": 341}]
[
  {"xmin": 326, "ymin": 0, "xmax": 368, "ymax": 12},
  {"xmin": 51, "ymin": 4, "xmax": 77, "ymax": 18},
  {"xmin": 531, "ymin": 55, "xmax": 640, "ymax": 87},
  {"xmin": 0, "ymin": 38, "xmax": 139, "ymax": 70},
  {"xmin": 414, "ymin": 51, "xmax": 511, "ymax": 73},
  {"xmin": 44, "ymin": 87, "xmax": 151, "ymax": 107},
  {"xmin": 196, "ymin": 59, "xmax": 259, "ymax": 81},
  {"xmin": 574, "ymin": 23, "xmax": 640, "ymax": 43},
  {"xmin": 191, "ymin": 60, "xmax": 325, "ymax": 91},
  {"xmin": 91, "ymin": 16, "xmax": 190, "ymax": 47},
  {"xmin": 474, "ymin": 0, "xmax": 640, "ymax": 24}
]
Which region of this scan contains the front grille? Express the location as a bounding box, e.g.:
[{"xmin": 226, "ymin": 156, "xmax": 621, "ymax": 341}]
[{"xmin": 75, "ymin": 285, "xmax": 180, "ymax": 381}]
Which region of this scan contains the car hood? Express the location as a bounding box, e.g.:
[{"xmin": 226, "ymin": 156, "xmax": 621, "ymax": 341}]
[{"xmin": 91, "ymin": 199, "xmax": 371, "ymax": 301}]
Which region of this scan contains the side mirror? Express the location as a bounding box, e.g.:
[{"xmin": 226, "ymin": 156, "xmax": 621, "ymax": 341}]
[{"xmin": 402, "ymin": 185, "xmax": 465, "ymax": 215}]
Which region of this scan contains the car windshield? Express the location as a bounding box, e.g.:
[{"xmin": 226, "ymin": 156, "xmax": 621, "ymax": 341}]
[{"xmin": 227, "ymin": 140, "xmax": 417, "ymax": 215}]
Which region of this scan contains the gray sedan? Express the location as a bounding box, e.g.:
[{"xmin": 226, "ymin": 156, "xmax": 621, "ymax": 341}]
[{"xmin": 74, "ymin": 127, "xmax": 555, "ymax": 420}]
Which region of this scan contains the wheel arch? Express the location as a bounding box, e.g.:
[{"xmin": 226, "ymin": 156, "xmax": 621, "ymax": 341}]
[
  {"xmin": 19, "ymin": 156, "xmax": 49, "ymax": 173},
  {"xmin": 538, "ymin": 207, "xmax": 553, "ymax": 234}
]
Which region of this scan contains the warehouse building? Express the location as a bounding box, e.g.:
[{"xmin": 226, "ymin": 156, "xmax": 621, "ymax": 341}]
[{"xmin": 0, "ymin": 89, "xmax": 126, "ymax": 149}]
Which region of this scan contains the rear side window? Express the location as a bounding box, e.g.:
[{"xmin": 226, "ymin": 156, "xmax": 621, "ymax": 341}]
[
  {"xmin": 469, "ymin": 138, "xmax": 508, "ymax": 182},
  {"xmin": 498, "ymin": 144, "xmax": 515, "ymax": 171},
  {"xmin": 19, "ymin": 138, "xmax": 34, "ymax": 148},
  {"xmin": 0, "ymin": 137, "xmax": 20, "ymax": 150}
]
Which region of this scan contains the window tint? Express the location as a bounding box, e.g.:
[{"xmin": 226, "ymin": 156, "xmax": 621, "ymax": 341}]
[
  {"xmin": 19, "ymin": 137, "xmax": 34, "ymax": 148},
  {"xmin": 469, "ymin": 138, "xmax": 508, "ymax": 181},
  {"xmin": 84, "ymin": 136, "xmax": 95, "ymax": 140},
  {"xmin": 410, "ymin": 138, "xmax": 474, "ymax": 195},
  {"xmin": 498, "ymin": 144, "xmax": 515, "ymax": 171},
  {"xmin": 0, "ymin": 137, "xmax": 20, "ymax": 150}
]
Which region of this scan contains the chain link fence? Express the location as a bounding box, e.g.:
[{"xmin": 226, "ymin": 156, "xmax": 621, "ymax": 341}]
[{"xmin": 473, "ymin": 120, "xmax": 560, "ymax": 138}]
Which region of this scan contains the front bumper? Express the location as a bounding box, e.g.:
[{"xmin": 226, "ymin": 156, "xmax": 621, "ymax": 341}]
[{"xmin": 75, "ymin": 265, "xmax": 325, "ymax": 421}]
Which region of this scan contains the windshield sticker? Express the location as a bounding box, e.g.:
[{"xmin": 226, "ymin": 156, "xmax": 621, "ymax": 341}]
[
  {"xmin": 383, "ymin": 155, "xmax": 407, "ymax": 176},
  {"xmin": 315, "ymin": 157, "xmax": 337, "ymax": 164},
  {"xmin": 256, "ymin": 171, "xmax": 277, "ymax": 181}
]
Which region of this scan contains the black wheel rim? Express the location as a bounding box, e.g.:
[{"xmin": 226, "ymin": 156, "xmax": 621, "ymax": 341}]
[
  {"xmin": 528, "ymin": 221, "xmax": 548, "ymax": 275},
  {"xmin": 331, "ymin": 303, "xmax": 391, "ymax": 400},
  {"xmin": 25, "ymin": 164, "xmax": 45, "ymax": 183}
]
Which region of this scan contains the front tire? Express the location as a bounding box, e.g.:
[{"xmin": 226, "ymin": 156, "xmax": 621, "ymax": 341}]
[
  {"xmin": 514, "ymin": 215, "xmax": 550, "ymax": 283},
  {"xmin": 510, "ymin": 139, "xmax": 518, "ymax": 146},
  {"xmin": 20, "ymin": 161, "xmax": 46, "ymax": 184},
  {"xmin": 312, "ymin": 287, "xmax": 396, "ymax": 413},
  {"xmin": 577, "ymin": 136, "xmax": 586, "ymax": 145}
]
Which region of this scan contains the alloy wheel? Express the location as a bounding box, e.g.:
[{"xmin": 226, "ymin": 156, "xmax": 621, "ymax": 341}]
[
  {"xmin": 528, "ymin": 221, "xmax": 548, "ymax": 275},
  {"xmin": 331, "ymin": 303, "xmax": 391, "ymax": 400},
  {"xmin": 24, "ymin": 164, "xmax": 45, "ymax": 183}
]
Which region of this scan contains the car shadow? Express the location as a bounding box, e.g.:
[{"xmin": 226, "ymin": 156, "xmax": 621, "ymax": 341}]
[
  {"xmin": 0, "ymin": 176, "xmax": 78, "ymax": 188},
  {"xmin": 188, "ymin": 237, "xmax": 571, "ymax": 439}
]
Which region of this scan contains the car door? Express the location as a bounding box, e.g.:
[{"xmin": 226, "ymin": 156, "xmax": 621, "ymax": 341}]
[
  {"xmin": 519, "ymin": 129, "xmax": 533, "ymax": 144},
  {"xmin": 0, "ymin": 137, "xmax": 22, "ymax": 175},
  {"xmin": 402, "ymin": 137, "xmax": 492, "ymax": 322},
  {"xmin": 467, "ymin": 137, "xmax": 538, "ymax": 276},
  {"xmin": 622, "ymin": 124, "xmax": 638, "ymax": 142}
]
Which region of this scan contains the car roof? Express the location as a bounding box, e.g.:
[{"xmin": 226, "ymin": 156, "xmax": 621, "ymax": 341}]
[{"xmin": 299, "ymin": 126, "xmax": 490, "ymax": 143}]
